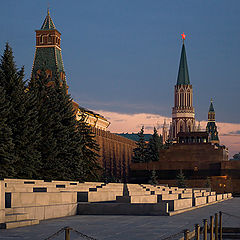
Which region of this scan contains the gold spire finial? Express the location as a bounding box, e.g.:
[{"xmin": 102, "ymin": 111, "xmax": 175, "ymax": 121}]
[{"xmin": 211, "ymin": 98, "xmax": 213, "ymax": 103}]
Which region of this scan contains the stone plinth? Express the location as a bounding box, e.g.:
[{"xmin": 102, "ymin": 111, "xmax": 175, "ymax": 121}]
[
  {"xmin": 157, "ymin": 194, "xmax": 179, "ymax": 201},
  {"xmin": 116, "ymin": 195, "xmax": 157, "ymax": 204},
  {"xmin": 217, "ymin": 194, "xmax": 223, "ymax": 200},
  {"xmin": 179, "ymin": 193, "xmax": 192, "ymax": 199},
  {"xmin": 0, "ymin": 181, "xmax": 5, "ymax": 224},
  {"xmin": 207, "ymin": 195, "xmax": 217, "ymax": 203},
  {"xmin": 193, "ymin": 192, "xmax": 203, "ymax": 198},
  {"xmin": 164, "ymin": 199, "xmax": 192, "ymax": 211},
  {"xmin": 193, "ymin": 196, "xmax": 207, "ymax": 206}
]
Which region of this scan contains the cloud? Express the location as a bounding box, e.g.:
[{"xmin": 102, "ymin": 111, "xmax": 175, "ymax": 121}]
[{"xmin": 94, "ymin": 110, "xmax": 240, "ymax": 158}]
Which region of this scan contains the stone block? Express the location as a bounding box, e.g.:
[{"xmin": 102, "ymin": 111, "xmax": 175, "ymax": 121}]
[
  {"xmin": 202, "ymin": 192, "xmax": 210, "ymax": 196},
  {"xmin": 11, "ymin": 192, "xmax": 77, "ymax": 208},
  {"xmin": 0, "ymin": 181, "xmax": 5, "ymax": 223},
  {"xmin": 217, "ymin": 194, "xmax": 223, "ymax": 200},
  {"xmin": 223, "ymin": 193, "xmax": 228, "ymax": 199},
  {"xmin": 128, "ymin": 191, "xmax": 151, "ymax": 196},
  {"xmin": 164, "ymin": 198, "xmax": 192, "ymax": 211},
  {"xmin": 193, "ymin": 196, "xmax": 207, "ymax": 206},
  {"xmin": 193, "ymin": 192, "xmax": 202, "ymax": 198},
  {"xmin": 121, "ymin": 195, "xmax": 157, "ymax": 204},
  {"xmin": 88, "ymin": 191, "xmax": 122, "ymax": 202},
  {"xmin": 178, "ymin": 193, "xmax": 192, "ymax": 199},
  {"xmin": 157, "ymin": 194, "xmax": 179, "ymax": 201},
  {"xmin": 207, "ymin": 195, "xmax": 216, "ymax": 203}
]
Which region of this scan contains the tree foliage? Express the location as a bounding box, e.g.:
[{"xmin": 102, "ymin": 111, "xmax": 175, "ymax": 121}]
[
  {"xmin": 0, "ymin": 86, "xmax": 15, "ymax": 178},
  {"xmin": 232, "ymin": 152, "xmax": 240, "ymax": 161},
  {"xmin": 76, "ymin": 114, "xmax": 101, "ymax": 181},
  {"xmin": 146, "ymin": 127, "xmax": 162, "ymax": 162},
  {"xmin": 148, "ymin": 169, "xmax": 158, "ymax": 185},
  {"xmin": 0, "ymin": 43, "xmax": 41, "ymax": 179},
  {"xmin": 0, "ymin": 43, "xmax": 101, "ymax": 181},
  {"xmin": 176, "ymin": 169, "xmax": 187, "ymax": 188},
  {"xmin": 132, "ymin": 126, "xmax": 147, "ymax": 163}
]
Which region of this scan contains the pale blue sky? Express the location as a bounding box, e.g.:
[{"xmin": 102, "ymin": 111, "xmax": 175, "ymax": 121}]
[{"xmin": 1, "ymin": 0, "xmax": 240, "ymax": 123}]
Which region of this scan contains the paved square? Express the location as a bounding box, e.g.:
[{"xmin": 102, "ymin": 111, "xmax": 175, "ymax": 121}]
[{"xmin": 0, "ymin": 198, "xmax": 239, "ymax": 240}]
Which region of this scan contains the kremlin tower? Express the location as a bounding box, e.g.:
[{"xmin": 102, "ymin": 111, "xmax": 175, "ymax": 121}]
[
  {"xmin": 31, "ymin": 10, "xmax": 110, "ymax": 130},
  {"xmin": 32, "ymin": 9, "xmax": 66, "ymax": 83},
  {"xmin": 206, "ymin": 99, "xmax": 219, "ymax": 144},
  {"xmin": 170, "ymin": 33, "xmax": 195, "ymax": 140}
]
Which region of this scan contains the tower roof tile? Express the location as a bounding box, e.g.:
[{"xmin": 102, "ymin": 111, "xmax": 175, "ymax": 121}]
[
  {"xmin": 177, "ymin": 44, "xmax": 190, "ymax": 85},
  {"xmin": 41, "ymin": 9, "xmax": 56, "ymax": 30}
]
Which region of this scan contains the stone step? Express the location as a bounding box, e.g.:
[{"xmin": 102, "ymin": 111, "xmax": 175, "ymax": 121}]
[
  {"xmin": 5, "ymin": 213, "xmax": 29, "ymax": 222},
  {"xmin": 0, "ymin": 219, "xmax": 39, "ymax": 229}
]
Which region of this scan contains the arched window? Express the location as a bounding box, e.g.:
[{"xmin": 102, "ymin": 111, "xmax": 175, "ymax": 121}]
[
  {"xmin": 180, "ymin": 89, "xmax": 184, "ymax": 107},
  {"xmin": 180, "ymin": 123, "xmax": 183, "ymax": 132},
  {"xmin": 40, "ymin": 35, "xmax": 43, "ymax": 43},
  {"xmin": 48, "ymin": 34, "xmax": 51, "ymax": 42}
]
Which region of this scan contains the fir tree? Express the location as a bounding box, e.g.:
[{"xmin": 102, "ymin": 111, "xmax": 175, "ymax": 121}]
[
  {"xmin": 205, "ymin": 177, "xmax": 211, "ymax": 188},
  {"xmin": 29, "ymin": 70, "xmax": 84, "ymax": 180},
  {"xmin": 176, "ymin": 169, "xmax": 187, "ymax": 188},
  {"xmin": 0, "ymin": 86, "xmax": 15, "ymax": 178},
  {"xmin": 76, "ymin": 114, "xmax": 101, "ymax": 181},
  {"xmin": 146, "ymin": 127, "xmax": 162, "ymax": 162},
  {"xmin": 149, "ymin": 169, "xmax": 158, "ymax": 185},
  {"xmin": 132, "ymin": 126, "xmax": 147, "ymax": 163},
  {"xmin": 232, "ymin": 153, "xmax": 240, "ymax": 161},
  {"xmin": 0, "ymin": 43, "xmax": 41, "ymax": 178}
]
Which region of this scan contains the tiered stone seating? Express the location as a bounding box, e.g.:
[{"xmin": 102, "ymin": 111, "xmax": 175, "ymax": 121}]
[{"xmin": 0, "ymin": 179, "xmax": 233, "ymax": 229}]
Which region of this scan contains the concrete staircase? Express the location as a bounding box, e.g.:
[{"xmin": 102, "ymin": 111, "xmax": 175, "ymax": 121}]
[{"xmin": 0, "ymin": 210, "xmax": 39, "ymax": 229}]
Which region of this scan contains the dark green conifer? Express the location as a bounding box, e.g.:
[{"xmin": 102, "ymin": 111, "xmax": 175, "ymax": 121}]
[
  {"xmin": 29, "ymin": 70, "xmax": 81, "ymax": 180},
  {"xmin": 146, "ymin": 127, "xmax": 162, "ymax": 162},
  {"xmin": 0, "ymin": 43, "xmax": 41, "ymax": 178},
  {"xmin": 132, "ymin": 126, "xmax": 147, "ymax": 163},
  {"xmin": 0, "ymin": 86, "xmax": 15, "ymax": 178},
  {"xmin": 205, "ymin": 177, "xmax": 211, "ymax": 188},
  {"xmin": 149, "ymin": 169, "xmax": 158, "ymax": 185},
  {"xmin": 76, "ymin": 114, "xmax": 101, "ymax": 181},
  {"xmin": 176, "ymin": 169, "xmax": 187, "ymax": 188}
]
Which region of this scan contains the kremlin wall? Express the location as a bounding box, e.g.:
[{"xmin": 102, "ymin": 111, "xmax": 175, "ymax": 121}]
[{"xmin": 30, "ymin": 11, "xmax": 240, "ymax": 194}]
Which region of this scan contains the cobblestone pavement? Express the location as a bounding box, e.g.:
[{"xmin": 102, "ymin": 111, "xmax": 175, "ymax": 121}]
[{"xmin": 0, "ymin": 198, "xmax": 240, "ymax": 240}]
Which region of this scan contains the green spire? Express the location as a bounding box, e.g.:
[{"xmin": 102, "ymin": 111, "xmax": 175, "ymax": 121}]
[
  {"xmin": 209, "ymin": 99, "xmax": 215, "ymax": 112},
  {"xmin": 41, "ymin": 9, "xmax": 56, "ymax": 30},
  {"xmin": 177, "ymin": 43, "xmax": 190, "ymax": 85}
]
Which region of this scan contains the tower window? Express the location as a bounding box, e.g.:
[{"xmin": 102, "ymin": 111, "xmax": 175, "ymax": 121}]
[
  {"xmin": 40, "ymin": 35, "xmax": 43, "ymax": 43},
  {"xmin": 48, "ymin": 34, "xmax": 51, "ymax": 43}
]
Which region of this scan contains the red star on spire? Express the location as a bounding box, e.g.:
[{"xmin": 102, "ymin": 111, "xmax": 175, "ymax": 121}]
[{"xmin": 181, "ymin": 32, "xmax": 186, "ymax": 40}]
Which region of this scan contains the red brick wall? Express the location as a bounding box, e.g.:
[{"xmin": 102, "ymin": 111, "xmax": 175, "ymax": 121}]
[{"xmin": 91, "ymin": 128, "xmax": 136, "ymax": 181}]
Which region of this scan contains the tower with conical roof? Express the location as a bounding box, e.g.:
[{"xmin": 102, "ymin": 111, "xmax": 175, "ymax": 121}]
[
  {"xmin": 206, "ymin": 99, "xmax": 219, "ymax": 144},
  {"xmin": 32, "ymin": 9, "xmax": 66, "ymax": 83},
  {"xmin": 162, "ymin": 119, "xmax": 168, "ymax": 144},
  {"xmin": 171, "ymin": 34, "xmax": 195, "ymax": 139}
]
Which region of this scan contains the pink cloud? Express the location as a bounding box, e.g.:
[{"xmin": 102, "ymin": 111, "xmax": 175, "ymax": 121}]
[{"xmin": 96, "ymin": 110, "xmax": 240, "ymax": 158}]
